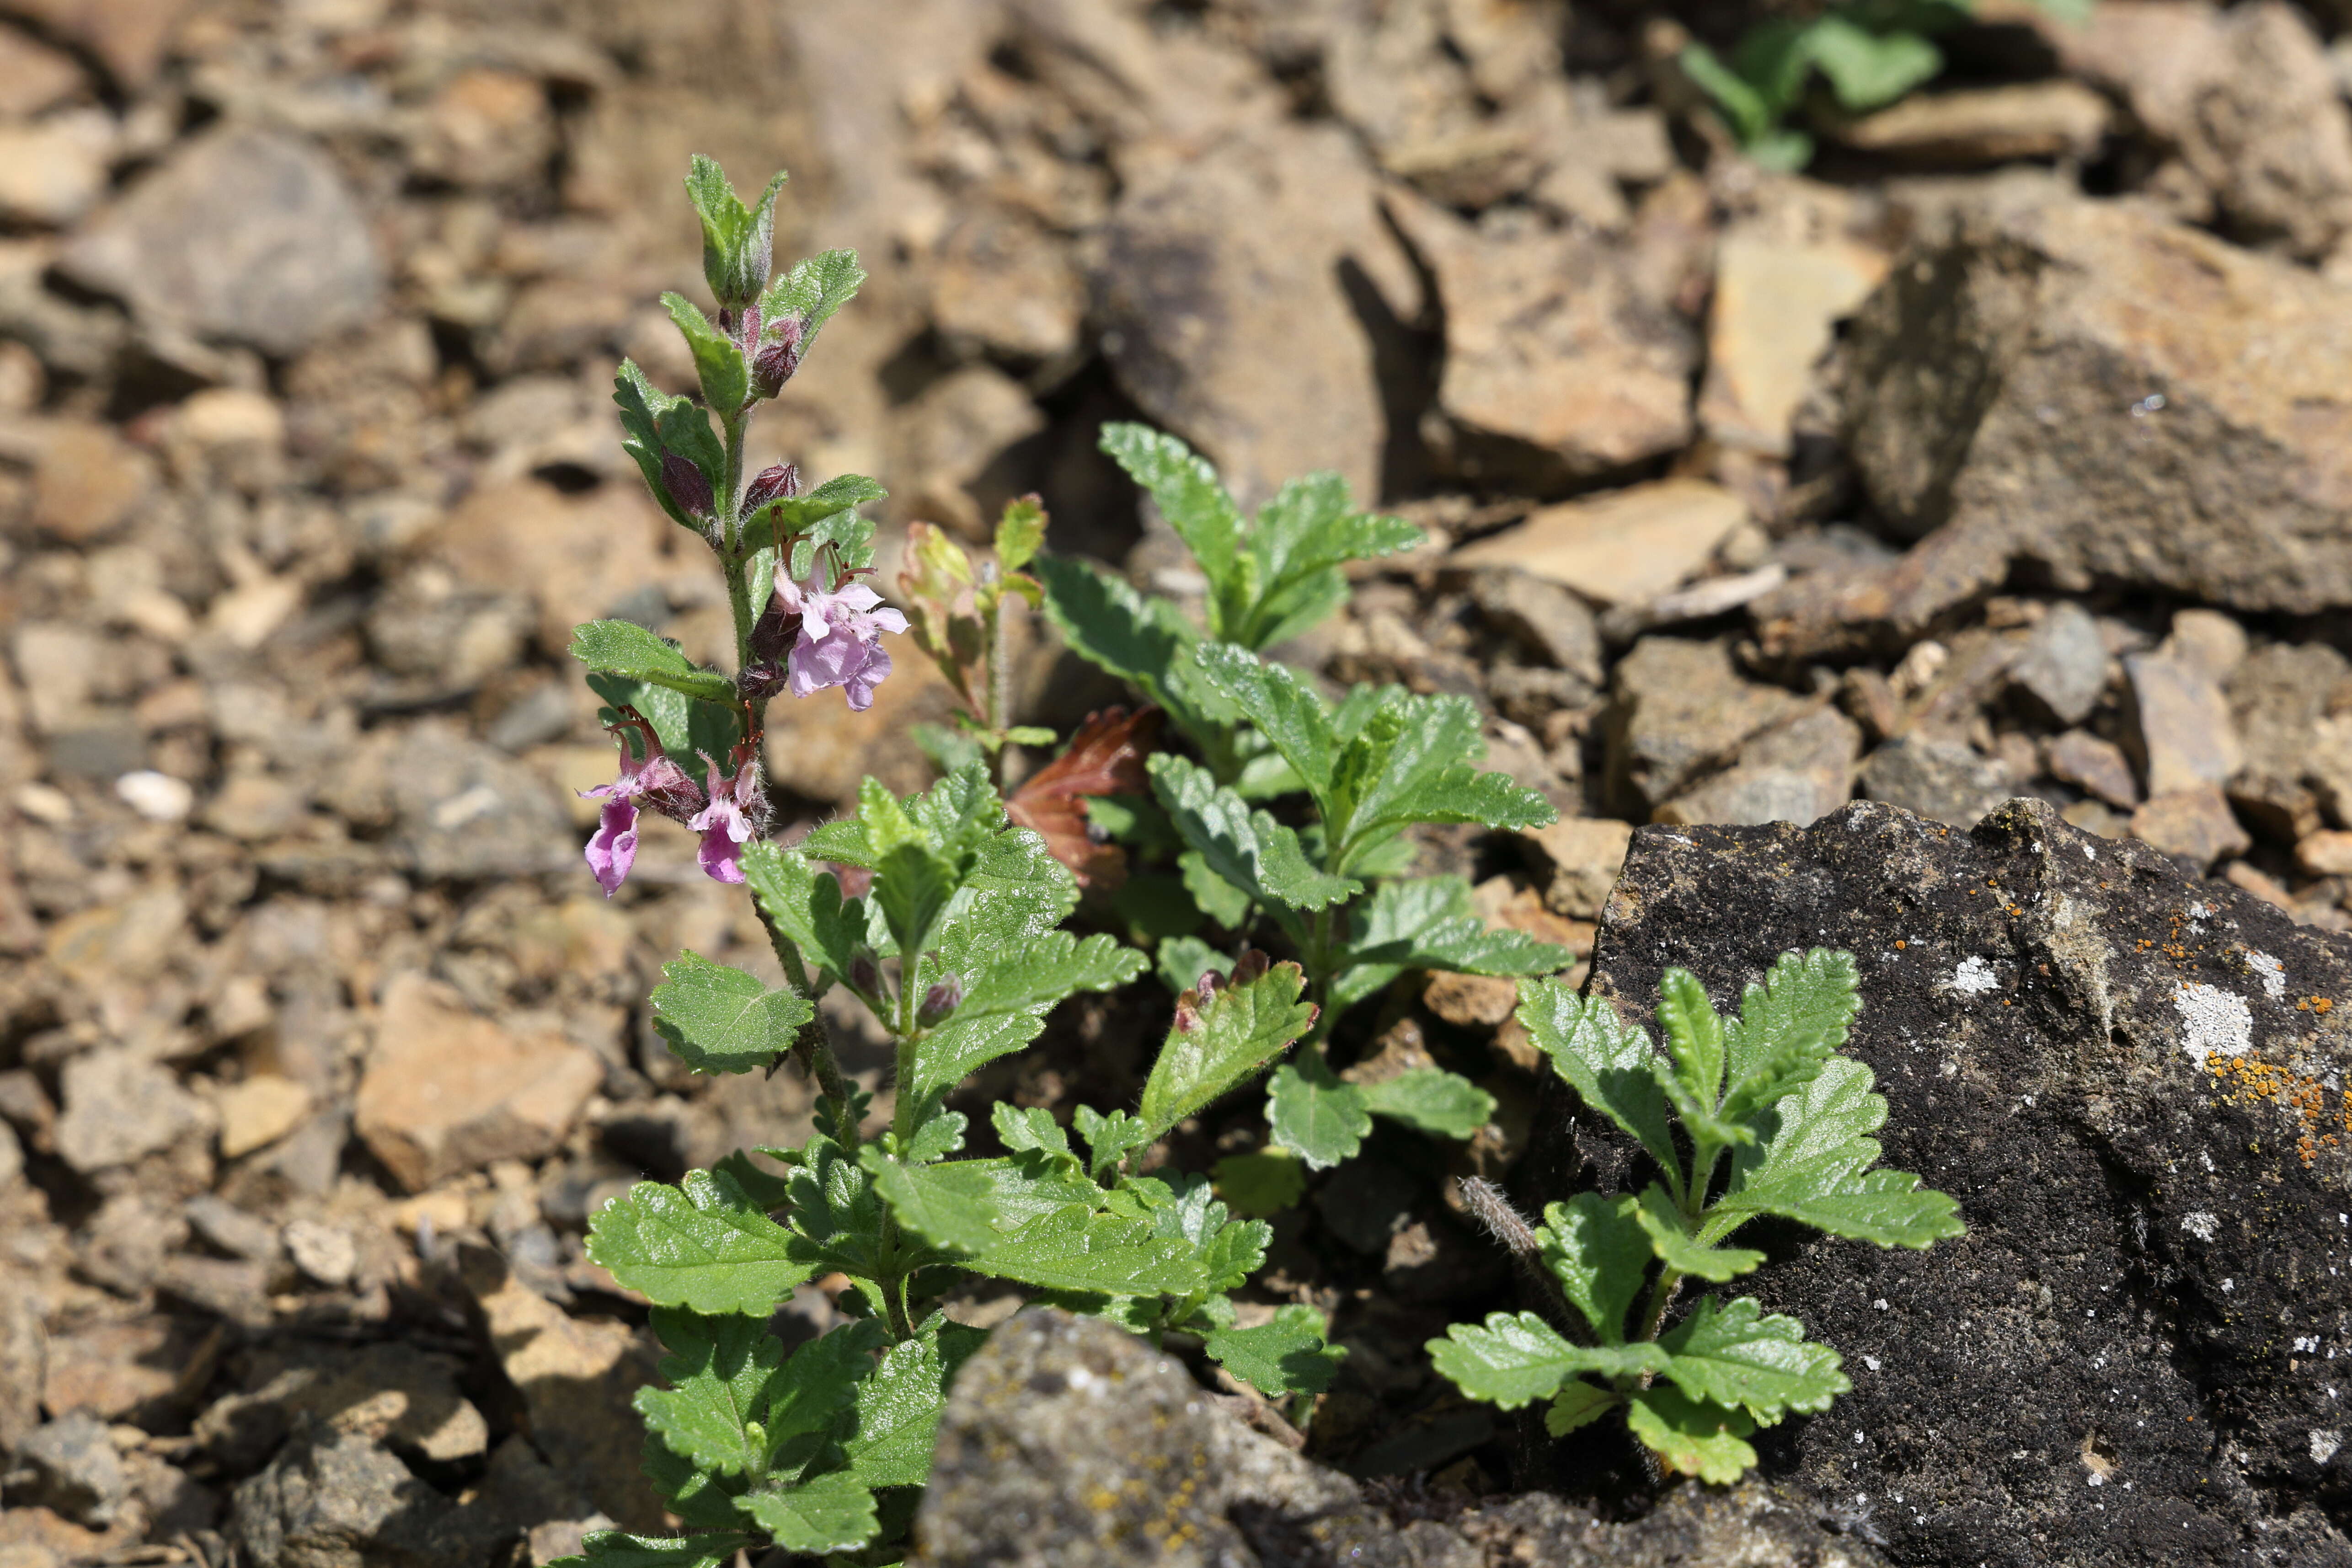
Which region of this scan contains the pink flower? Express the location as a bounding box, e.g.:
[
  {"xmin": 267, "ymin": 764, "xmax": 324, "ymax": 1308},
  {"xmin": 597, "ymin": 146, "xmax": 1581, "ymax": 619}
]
[
  {"xmin": 773, "ymin": 569, "xmax": 908, "ymax": 712},
  {"xmin": 690, "ymin": 755, "xmax": 768, "ymax": 884},
  {"xmin": 578, "ymin": 717, "xmax": 705, "ymax": 896}
]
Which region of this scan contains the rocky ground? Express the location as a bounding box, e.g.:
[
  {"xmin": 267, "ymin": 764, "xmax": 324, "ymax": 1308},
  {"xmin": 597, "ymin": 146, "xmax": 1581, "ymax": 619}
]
[{"xmin": 3, "ymin": 0, "xmax": 2352, "ymax": 1564}]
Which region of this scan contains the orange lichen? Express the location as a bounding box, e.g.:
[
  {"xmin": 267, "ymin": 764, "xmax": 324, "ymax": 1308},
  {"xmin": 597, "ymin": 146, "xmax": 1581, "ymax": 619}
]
[{"xmin": 2205, "ymin": 1054, "xmax": 2347, "ymax": 1168}]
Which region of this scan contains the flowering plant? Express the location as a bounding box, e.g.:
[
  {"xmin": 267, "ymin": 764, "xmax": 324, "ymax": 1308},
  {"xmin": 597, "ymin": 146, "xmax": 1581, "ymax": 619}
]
[{"xmin": 554, "ymin": 161, "xmax": 1332, "ymax": 1568}]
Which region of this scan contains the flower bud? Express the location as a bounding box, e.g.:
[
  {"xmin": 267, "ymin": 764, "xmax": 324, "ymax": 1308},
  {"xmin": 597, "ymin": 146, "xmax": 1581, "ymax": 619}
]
[
  {"xmin": 1233, "ymin": 948, "xmax": 1270, "ymax": 985},
  {"xmin": 1196, "ymin": 970, "xmax": 1223, "ymax": 1006},
  {"xmin": 743, "ymin": 462, "xmax": 800, "ymax": 513},
  {"xmin": 917, "ymin": 974, "xmax": 964, "ymax": 1026},
  {"xmin": 661, "ymin": 451, "xmax": 714, "ymax": 519},
  {"xmin": 849, "ymin": 952, "xmax": 882, "ymax": 996},
  {"xmin": 750, "ymin": 318, "xmax": 805, "ymax": 397}
]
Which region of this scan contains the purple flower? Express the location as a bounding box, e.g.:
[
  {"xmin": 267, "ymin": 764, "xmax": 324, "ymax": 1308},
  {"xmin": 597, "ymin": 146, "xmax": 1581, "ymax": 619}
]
[
  {"xmin": 579, "ymin": 719, "xmax": 704, "ymax": 896},
  {"xmin": 690, "ymin": 755, "xmax": 768, "ymax": 885},
  {"xmin": 773, "ymin": 569, "xmax": 908, "ymax": 712}
]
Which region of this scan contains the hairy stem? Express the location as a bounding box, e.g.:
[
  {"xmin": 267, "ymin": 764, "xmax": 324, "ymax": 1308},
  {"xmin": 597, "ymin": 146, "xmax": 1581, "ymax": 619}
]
[
  {"xmin": 1636, "ymin": 1265, "xmax": 1685, "ymax": 1349},
  {"xmin": 986, "ymin": 579, "xmax": 1014, "ymax": 791},
  {"xmin": 756, "ymin": 908, "xmax": 860, "ymax": 1151},
  {"xmin": 1458, "ymin": 1176, "xmax": 1588, "ymax": 1341}
]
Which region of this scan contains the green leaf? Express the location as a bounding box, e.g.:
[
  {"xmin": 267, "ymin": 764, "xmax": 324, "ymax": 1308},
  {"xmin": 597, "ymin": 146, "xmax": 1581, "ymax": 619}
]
[
  {"xmin": 909, "ymin": 934, "xmax": 1144, "ymax": 1116},
  {"xmin": 1518, "ymin": 979, "xmax": 1682, "ymax": 1194},
  {"xmin": 838, "ymin": 1314, "xmax": 987, "ymax": 1489},
  {"xmin": 661, "ymin": 292, "xmax": 749, "ymax": 414},
  {"xmin": 684, "ymin": 155, "xmax": 785, "ymax": 308},
  {"xmin": 1326, "ymin": 691, "xmax": 1554, "ymax": 865},
  {"xmin": 763, "ymin": 1320, "xmax": 890, "ymax": 1463},
  {"xmin": 1177, "ymin": 852, "xmax": 1254, "ymax": 931},
  {"xmin": 570, "ymin": 620, "xmax": 737, "ymax": 705},
  {"xmin": 740, "ymin": 844, "xmax": 866, "ymax": 983},
  {"xmin": 898, "ymin": 1111, "xmax": 967, "ymax": 1165},
  {"xmin": 1073, "ymin": 1106, "xmax": 1155, "ymax": 1178},
  {"xmin": 1265, "ymin": 1060, "xmax": 1370, "ymax": 1171},
  {"xmin": 547, "ymin": 1530, "xmax": 750, "ymax": 1568},
  {"xmin": 650, "ymin": 952, "xmax": 812, "ymax": 1076},
  {"xmin": 737, "ymin": 1470, "xmax": 877, "ymax": 1555},
  {"xmin": 781, "ymin": 1135, "xmax": 892, "ymax": 1283},
  {"xmin": 1155, "ymin": 935, "xmax": 1224, "ymax": 997},
  {"xmin": 1657, "ymin": 967, "xmax": 1727, "ymax": 1113},
  {"xmin": 1149, "ymin": 753, "xmax": 1359, "ymax": 919},
  {"xmin": 1536, "ymin": 1193, "xmax": 1652, "ymax": 1345},
  {"xmin": 759, "ymin": 248, "xmax": 866, "ymax": 357},
  {"xmin": 1099, "ymin": 423, "xmax": 1245, "ymax": 599},
  {"xmin": 611, "ymin": 360, "xmax": 700, "ymax": 530},
  {"xmin": 747, "ymin": 473, "xmax": 887, "ymax": 561},
  {"xmin": 1194, "ymin": 1210, "xmax": 1271, "ymax": 1292},
  {"xmin": 991, "ymin": 1102, "xmax": 1070, "ymax": 1158},
  {"xmin": 994, "ymin": 495, "xmax": 1046, "ymax": 572},
  {"xmin": 1711, "ymin": 1056, "xmax": 1965, "ymax": 1248},
  {"xmin": 1328, "ymin": 876, "xmax": 1569, "ymax": 1015},
  {"xmin": 1212, "ymin": 1150, "xmax": 1305, "ymax": 1216},
  {"xmin": 1717, "ymin": 948, "xmax": 1861, "ymax": 1131},
  {"xmin": 1656, "ymin": 1294, "xmax": 1846, "ymax": 1424},
  {"xmin": 1358, "ymin": 1068, "xmax": 1494, "ymax": 1140},
  {"xmin": 587, "ymin": 1170, "xmax": 813, "ymax": 1314},
  {"xmin": 1032, "ymin": 554, "xmax": 1212, "ymax": 741},
  {"xmin": 1191, "ymin": 643, "xmax": 1337, "ymax": 797},
  {"xmin": 1544, "ymin": 1381, "xmax": 1620, "ymax": 1438},
  {"xmin": 636, "ymin": 1308, "xmax": 783, "ymax": 1477},
  {"xmin": 1624, "ymin": 1386, "xmax": 1759, "ymax": 1484},
  {"xmin": 639, "ymin": 1439, "xmax": 752, "ymax": 1529},
  {"xmin": 859, "ymin": 1152, "xmax": 1005, "ymax": 1255},
  {"xmin": 1427, "ymin": 1312, "xmax": 1666, "ymax": 1409},
  {"xmin": 1204, "ymin": 1305, "xmax": 1346, "ymax": 1397},
  {"xmin": 1804, "ymin": 15, "xmax": 1942, "ymax": 113},
  {"xmin": 1139, "ymin": 955, "xmax": 1316, "ymax": 1140},
  {"xmin": 1632, "ymin": 1185, "xmax": 1762, "ymax": 1284},
  {"xmin": 1679, "ymin": 41, "xmax": 1777, "ymax": 147},
  {"xmin": 978, "ymin": 1204, "xmax": 1212, "ymax": 1297}
]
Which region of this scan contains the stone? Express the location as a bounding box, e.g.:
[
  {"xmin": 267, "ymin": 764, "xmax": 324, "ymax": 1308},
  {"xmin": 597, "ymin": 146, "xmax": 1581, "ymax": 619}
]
[
  {"xmin": 1465, "ymin": 570, "xmax": 1603, "ymax": 687},
  {"xmin": 2299, "ymin": 829, "xmax": 2352, "ymax": 877},
  {"xmin": 2124, "ymin": 648, "xmax": 2242, "ymax": 798},
  {"xmin": 282, "ymin": 1220, "xmax": 357, "ymax": 1289},
  {"xmin": 203, "ymin": 773, "xmax": 315, "ymax": 843},
  {"xmin": 15, "ymin": 420, "xmax": 155, "ymax": 544},
  {"xmin": 227, "ymin": 1424, "xmax": 507, "ymax": 1568},
  {"xmin": 0, "ymin": 27, "xmax": 86, "ymax": 118},
  {"xmin": 0, "ymin": 1119, "xmax": 19, "ymax": 1191},
  {"xmin": 0, "ymin": 1291, "xmax": 40, "ymax": 1456},
  {"xmin": 1518, "ymin": 817, "xmax": 1634, "ymax": 920},
  {"xmin": 2130, "ymin": 785, "xmax": 2255, "ymax": 868},
  {"xmin": 927, "ymin": 206, "xmax": 1085, "ymax": 365},
  {"xmin": 459, "ymin": 1248, "xmax": 661, "ymax": 1530},
  {"xmin": 0, "ymin": 113, "xmax": 111, "ymax": 228},
  {"xmin": 1857, "ymin": 736, "xmax": 2021, "ymax": 826},
  {"xmin": 354, "ymin": 973, "xmax": 602, "ymax": 1192},
  {"xmin": 2165, "ymin": 608, "xmax": 2248, "ymax": 681},
  {"xmin": 429, "ymin": 479, "xmax": 672, "ymax": 657},
  {"xmin": 1603, "ymin": 637, "xmax": 1804, "ymax": 813},
  {"xmin": 889, "ymin": 364, "xmax": 1048, "ymax": 536},
  {"xmin": 2227, "ymin": 640, "xmax": 2352, "ymax": 845},
  {"xmin": 913, "ymin": 1307, "xmax": 1358, "ymax": 1567},
  {"xmin": 1698, "ymin": 226, "xmax": 1887, "ymax": 457},
  {"xmin": 1092, "ymin": 121, "xmax": 1417, "ymax": 506},
  {"xmin": 1762, "ymin": 196, "xmax": 2352, "ymax": 656},
  {"xmin": 37, "ymin": 1317, "xmax": 191, "ymax": 1422},
  {"xmin": 2045, "ymin": 729, "xmax": 2139, "ymax": 809},
  {"xmin": 61, "ymin": 128, "xmax": 385, "ymax": 356},
  {"xmin": 182, "ymin": 1193, "xmax": 280, "ymax": 1263},
  {"xmin": 1548, "ymin": 798, "xmax": 2352, "ymax": 1565},
  {"xmin": 412, "ymin": 69, "xmax": 556, "ymax": 191},
  {"xmin": 1422, "ymin": 970, "xmax": 1520, "ymax": 1027},
  {"xmin": 1657, "ymin": 706, "xmax": 1862, "ymax": 828},
  {"xmin": 1827, "ymin": 80, "xmax": 2112, "ymax": 165},
  {"xmin": 114, "ymin": 770, "xmax": 192, "ymax": 823},
  {"xmin": 3, "ymin": 1413, "xmax": 123, "ymax": 1528},
  {"xmin": 2008, "ymin": 600, "xmax": 2107, "ymax": 727},
  {"xmin": 214, "ymin": 1074, "xmax": 312, "ymax": 1159},
  {"xmin": 197, "ymin": 1343, "xmax": 489, "ymax": 1475},
  {"xmin": 0, "ymin": 0, "xmax": 192, "ymax": 89},
  {"xmin": 1389, "ymin": 192, "xmax": 1696, "ymax": 480},
  {"xmin": 2050, "ymin": 0, "xmax": 2352, "ymax": 259},
  {"xmin": 912, "ymin": 1308, "xmax": 1890, "ymax": 1568},
  {"xmin": 54, "ymin": 1046, "xmax": 210, "ymax": 1174},
  {"xmin": 325, "ymin": 722, "xmax": 574, "ymax": 881},
  {"xmin": 1453, "ymin": 480, "xmax": 1747, "ymax": 608}
]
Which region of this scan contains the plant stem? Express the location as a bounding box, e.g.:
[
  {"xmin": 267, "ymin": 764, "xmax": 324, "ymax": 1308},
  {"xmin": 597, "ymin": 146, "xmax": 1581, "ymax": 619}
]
[
  {"xmin": 756, "ymin": 909, "xmax": 860, "ymax": 1151},
  {"xmin": 1636, "ymin": 1265, "xmax": 1685, "ymax": 1348},
  {"xmin": 984, "ymin": 572, "xmax": 1013, "ymax": 792}
]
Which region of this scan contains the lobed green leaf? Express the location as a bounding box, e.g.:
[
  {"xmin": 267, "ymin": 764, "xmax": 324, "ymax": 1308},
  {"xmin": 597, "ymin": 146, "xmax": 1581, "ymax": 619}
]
[
  {"xmin": 547, "ymin": 1530, "xmax": 749, "ymax": 1568},
  {"xmin": 649, "ymin": 952, "xmax": 812, "ymax": 1076},
  {"xmin": 1149, "ymin": 753, "xmax": 1358, "ymax": 920},
  {"xmin": 1711, "ymin": 1056, "xmax": 1965, "ymax": 1248},
  {"xmin": 1358, "ymin": 1068, "xmax": 1493, "ymax": 1140},
  {"xmin": 737, "ymin": 1470, "xmax": 877, "ymax": 1555},
  {"xmin": 570, "ymin": 621, "xmax": 737, "ymax": 705},
  {"xmin": 1518, "ymin": 979, "xmax": 1681, "ymax": 1193},
  {"xmin": 1138, "ymin": 956, "xmax": 1316, "ymax": 1140},
  {"xmin": 1204, "ymin": 1305, "xmax": 1346, "ymax": 1397},
  {"xmin": 1655, "ymin": 1294, "xmax": 1846, "ymax": 1424},
  {"xmin": 1624, "ymin": 1386, "xmax": 1758, "ymax": 1484},
  {"xmin": 1536, "ymin": 1193, "xmax": 1652, "ymax": 1345},
  {"xmin": 1427, "ymin": 1311, "xmax": 1666, "ymax": 1409},
  {"xmin": 1631, "ymin": 1185, "xmax": 1763, "ymax": 1284},
  {"xmin": 1264, "ymin": 1060, "xmax": 1370, "ymax": 1171},
  {"xmin": 587, "ymin": 1170, "xmax": 813, "ymax": 1315}
]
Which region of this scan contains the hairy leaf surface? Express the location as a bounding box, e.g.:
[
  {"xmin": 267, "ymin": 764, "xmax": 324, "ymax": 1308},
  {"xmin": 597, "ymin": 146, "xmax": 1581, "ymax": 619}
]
[
  {"xmin": 588, "ymin": 1170, "xmax": 812, "ymax": 1314},
  {"xmin": 650, "ymin": 953, "xmax": 811, "ymax": 1076}
]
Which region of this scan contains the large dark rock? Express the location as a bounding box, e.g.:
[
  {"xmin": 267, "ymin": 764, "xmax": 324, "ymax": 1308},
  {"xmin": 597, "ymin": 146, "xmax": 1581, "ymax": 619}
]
[
  {"xmin": 1522, "ymin": 797, "xmax": 2352, "ymax": 1567},
  {"xmin": 911, "ymin": 1308, "xmax": 1889, "ymax": 1567}
]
